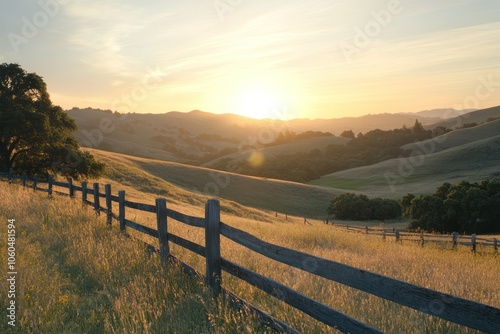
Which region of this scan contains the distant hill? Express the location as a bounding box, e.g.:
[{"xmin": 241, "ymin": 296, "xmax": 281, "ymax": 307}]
[
  {"xmin": 203, "ymin": 136, "xmax": 349, "ymax": 169},
  {"xmin": 427, "ymin": 105, "xmax": 500, "ymax": 129},
  {"xmin": 285, "ymin": 113, "xmax": 441, "ymax": 135},
  {"xmin": 309, "ymin": 120, "xmax": 500, "ymax": 198},
  {"xmin": 66, "ymin": 107, "xmax": 453, "ymax": 165},
  {"xmin": 399, "ymin": 108, "xmax": 474, "ymax": 119}
]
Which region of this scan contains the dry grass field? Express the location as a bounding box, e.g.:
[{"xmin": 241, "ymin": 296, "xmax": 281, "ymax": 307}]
[
  {"xmin": 1, "ymin": 161, "xmax": 498, "ymax": 332},
  {"xmin": 0, "ymin": 185, "xmax": 272, "ymax": 334}
]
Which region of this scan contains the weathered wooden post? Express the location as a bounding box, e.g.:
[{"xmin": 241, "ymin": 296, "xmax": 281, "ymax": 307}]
[
  {"xmin": 452, "ymin": 232, "xmax": 458, "ymax": 250},
  {"xmin": 118, "ymin": 190, "xmax": 126, "ymax": 232},
  {"xmin": 395, "ymin": 229, "xmax": 400, "ymax": 243},
  {"xmin": 205, "ymin": 199, "xmax": 221, "ymax": 295},
  {"xmin": 494, "ymin": 238, "xmax": 498, "ymax": 254},
  {"xmin": 382, "ymin": 230, "xmax": 386, "ymax": 241},
  {"xmin": 471, "ymin": 234, "xmax": 477, "ymax": 253},
  {"xmin": 81, "ymin": 181, "xmax": 88, "ymax": 203},
  {"xmin": 156, "ymin": 198, "xmax": 169, "ymax": 260},
  {"xmin": 68, "ymin": 177, "xmax": 74, "ymax": 198},
  {"xmin": 365, "ymin": 226, "xmax": 369, "ymax": 234},
  {"xmin": 8, "ymin": 168, "xmax": 13, "ymax": 184},
  {"xmin": 93, "ymin": 183, "xmax": 100, "ymax": 215},
  {"xmin": 33, "ymin": 175, "xmax": 37, "ymax": 191},
  {"xmin": 105, "ymin": 184, "xmax": 112, "ymax": 226},
  {"xmin": 48, "ymin": 174, "xmax": 53, "ymax": 197},
  {"xmin": 22, "ymin": 173, "xmax": 27, "ymax": 187}
]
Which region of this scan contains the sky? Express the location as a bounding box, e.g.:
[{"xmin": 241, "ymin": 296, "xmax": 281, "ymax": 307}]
[{"xmin": 1, "ymin": 0, "xmax": 499, "ymax": 120}]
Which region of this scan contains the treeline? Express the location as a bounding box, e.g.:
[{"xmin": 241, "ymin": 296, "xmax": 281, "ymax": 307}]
[
  {"xmin": 327, "ymin": 193, "xmax": 401, "ymax": 220},
  {"xmin": 326, "ymin": 180, "xmax": 500, "ymax": 234},
  {"xmin": 215, "ymin": 120, "xmax": 434, "ymax": 182},
  {"xmin": 400, "ymin": 180, "xmax": 500, "ymax": 234}
]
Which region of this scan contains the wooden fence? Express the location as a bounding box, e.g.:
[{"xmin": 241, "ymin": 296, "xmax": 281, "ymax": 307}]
[
  {"xmin": 2, "ymin": 171, "xmax": 500, "ymax": 333},
  {"xmin": 329, "ymin": 224, "xmax": 498, "ymax": 252}
]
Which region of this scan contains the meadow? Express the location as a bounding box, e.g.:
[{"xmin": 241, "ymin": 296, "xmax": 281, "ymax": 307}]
[
  {"xmin": 1, "ymin": 170, "xmax": 499, "ymax": 333},
  {"xmin": 0, "ymin": 185, "xmax": 271, "ymax": 333}
]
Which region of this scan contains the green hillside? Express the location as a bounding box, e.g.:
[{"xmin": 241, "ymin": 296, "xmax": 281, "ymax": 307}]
[
  {"xmin": 88, "ymin": 148, "xmax": 343, "ymax": 218},
  {"xmin": 203, "ymin": 136, "xmax": 349, "ymax": 168},
  {"xmin": 402, "ymin": 119, "xmax": 500, "ymax": 154},
  {"xmin": 309, "ymin": 134, "xmax": 500, "ymax": 199},
  {"xmin": 429, "ymin": 105, "xmax": 500, "ymax": 129}
]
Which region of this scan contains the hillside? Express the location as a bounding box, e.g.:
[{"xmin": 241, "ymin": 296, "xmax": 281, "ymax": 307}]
[
  {"xmin": 67, "ymin": 107, "xmax": 448, "ymax": 165},
  {"xmin": 309, "ymin": 128, "xmax": 500, "ymax": 198},
  {"xmin": 87, "ymin": 148, "xmax": 343, "ymax": 218},
  {"xmin": 403, "ymin": 118, "xmax": 500, "ymax": 154},
  {"xmin": 428, "ymin": 105, "xmax": 500, "ymax": 129},
  {"xmin": 203, "ymin": 136, "xmax": 349, "ymax": 169}
]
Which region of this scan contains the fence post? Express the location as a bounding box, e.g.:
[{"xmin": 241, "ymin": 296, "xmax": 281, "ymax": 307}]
[
  {"xmin": 382, "ymin": 230, "xmax": 386, "ymax": 241},
  {"xmin": 33, "ymin": 175, "xmax": 37, "ymax": 191},
  {"xmin": 93, "ymin": 183, "xmax": 100, "ymax": 215},
  {"xmin": 420, "ymin": 233, "xmax": 425, "ymax": 247},
  {"xmin": 48, "ymin": 175, "xmax": 53, "ymax": 197},
  {"xmin": 156, "ymin": 198, "xmax": 169, "ymax": 260},
  {"xmin": 8, "ymin": 168, "xmax": 12, "ymax": 184},
  {"xmin": 82, "ymin": 181, "xmax": 88, "ymax": 203},
  {"xmin": 494, "ymin": 238, "xmax": 498, "ymax": 254},
  {"xmin": 68, "ymin": 177, "xmax": 74, "ymax": 198},
  {"xmin": 105, "ymin": 184, "xmax": 112, "ymax": 226},
  {"xmin": 22, "ymin": 173, "xmax": 27, "ymax": 187},
  {"xmin": 205, "ymin": 199, "xmax": 221, "ymax": 295},
  {"xmin": 395, "ymin": 229, "xmax": 400, "ymax": 243},
  {"xmin": 365, "ymin": 226, "xmax": 369, "ymax": 234},
  {"xmin": 471, "ymin": 234, "xmax": 477, "ymax": 253},
  {"xmin": 118, "ymin": 190, "xmax": 126, "ymax": 232},
  {"xmin": 452, "ymin": 232, "xmax": 458, "ymax": 250}
]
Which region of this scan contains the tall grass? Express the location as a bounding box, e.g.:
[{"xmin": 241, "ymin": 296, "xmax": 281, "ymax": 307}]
[
  {"xmin": 1, "ymin": 176, "xmax": 499, "ymax": 333},
  {"xmin": 0, "ymin": 185, "xmax": 271, "ymax": 333}
]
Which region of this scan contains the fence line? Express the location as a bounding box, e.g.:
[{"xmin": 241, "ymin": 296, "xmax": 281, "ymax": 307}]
[
  {"xmin": 1, "ymin": 171, "xmax": 499, "ymax": 333},
  {"xmin": 329, "ymin": 223, "xmax": 498, "ymax": 251}
]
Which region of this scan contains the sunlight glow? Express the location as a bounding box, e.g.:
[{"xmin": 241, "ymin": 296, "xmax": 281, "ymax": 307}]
[{"xmin": 235, "ymin": 87, "xmax": 284, "ymax": 120}]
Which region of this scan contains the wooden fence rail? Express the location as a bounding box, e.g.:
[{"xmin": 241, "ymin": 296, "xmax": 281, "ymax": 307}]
[
  {"xmin": 330, "ymin": 223, "xmax": 498, "ymax": 252},
  {"xmin": 1, "ymin": 171, "xmax": 500, "ymax": 333}
]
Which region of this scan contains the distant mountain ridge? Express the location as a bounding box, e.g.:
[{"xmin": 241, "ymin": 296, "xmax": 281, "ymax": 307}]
[
  {"xmin": 66, "ymin": 105, "xmax": 499, "ymax": 174},
  {"xmin": 398, "ymin": 108, "xmax": 475, "ymax": 119}
]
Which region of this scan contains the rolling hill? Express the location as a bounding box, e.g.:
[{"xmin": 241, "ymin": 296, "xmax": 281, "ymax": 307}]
[
  {"xmin": 67, "ymin": 107, "xmax": 455, "ymax": 166},
  {"xmin": 428, "ymin": 105, "xmax": 500, "ymax": 129},
  {"xmin": 202, "ymin": 135, "xmax": 349, "ymax": 169},
  {"xmin": 86, "ymin": 148, "xmax": 343, "ymax": 218},
  {"xmin": 309, "ymin": 120, "xmax": 500, "ymax": 198}
]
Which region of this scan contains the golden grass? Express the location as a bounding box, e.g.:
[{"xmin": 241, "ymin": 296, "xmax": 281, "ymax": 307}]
[
  {"xmin": 2, "ymin": 166, "xmax": 499, "ymax": 333},
  {"xmin": 0, "ymin": 185, "xmax": 272, "ymax": 333}
]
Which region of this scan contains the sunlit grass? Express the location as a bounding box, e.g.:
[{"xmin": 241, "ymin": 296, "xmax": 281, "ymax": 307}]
[
  {"xmin": 1, "ymin": 164, "xmax": 499, "ymax": 333},
  {"xmin": 0, "ymin": 185, "xmax": 271, "ymax": 333}
]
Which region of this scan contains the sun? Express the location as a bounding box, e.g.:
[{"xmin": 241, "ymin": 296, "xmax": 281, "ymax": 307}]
[{"xmin": 236, "ymin": 88, "xmax": 282, "ymax": 119}]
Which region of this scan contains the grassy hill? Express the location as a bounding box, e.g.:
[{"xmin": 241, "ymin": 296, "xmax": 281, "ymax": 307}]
[
  {"xmin": 428, "ymin": 105, "xmax": 500, "ymax": 129},
  {"xmin": 203, "ymin": 136, "xmax": 349, "ymax": 169},
  {"xmin": 87, "ymin": 148, "xmax": 343, "ymax": 218},
  {"xmin": 309, "ymin": 122, "xmax": 500, "ymax": 199},
  {"xmin": 402, "ymin": 118, "xmax": 500, "ymax": 154},
  {"xmin": 67, "ymin": 107, "xmax": 448, "ymax": 166}
]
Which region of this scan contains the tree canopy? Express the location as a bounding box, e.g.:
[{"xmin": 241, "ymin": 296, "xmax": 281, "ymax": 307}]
[
  {"xmin": 401, "ymin": 180, "xmax": 500, "ymax": 234},
  {"xmin": 327, "ymin": 193, "xmax": 401, "ymax": 221},
  {"xmin": 0, "ymin": 63, "xmax": 104, "ymax": 179}
]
